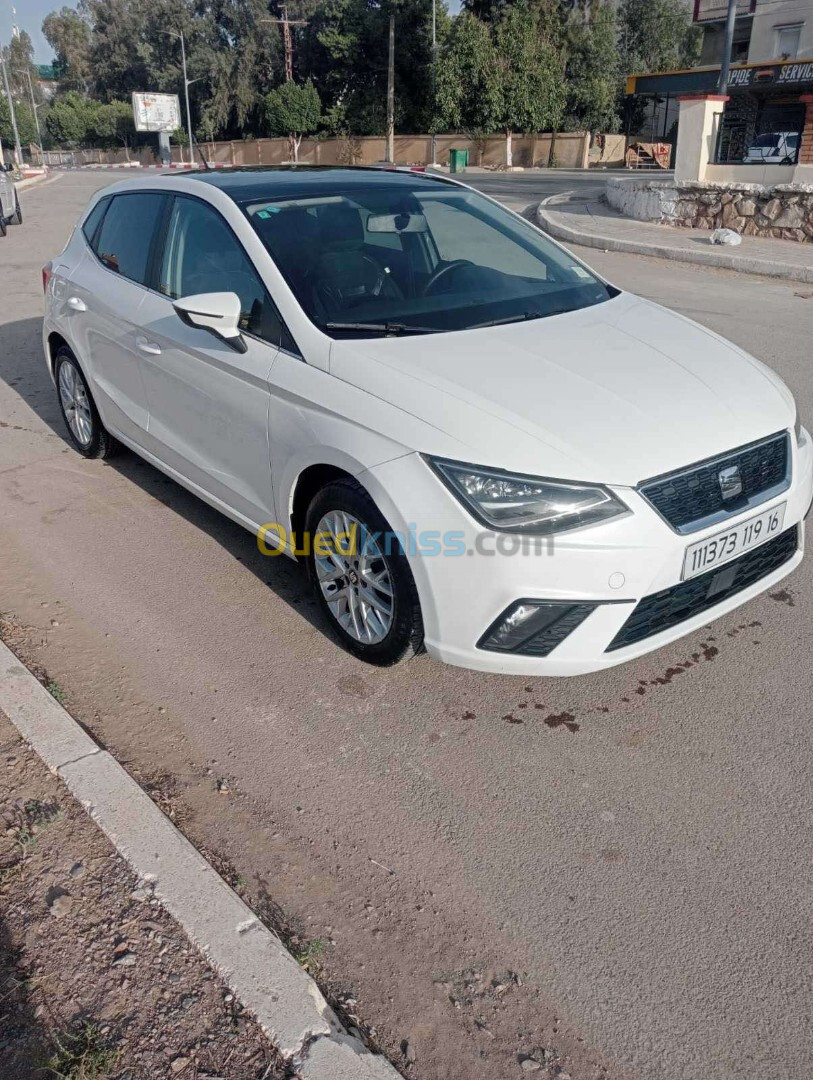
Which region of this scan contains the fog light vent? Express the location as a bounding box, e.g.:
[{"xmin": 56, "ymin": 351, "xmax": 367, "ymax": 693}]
[{"xmin": 477, "ymin": 600, "xmax": 597, "ymax": 656}]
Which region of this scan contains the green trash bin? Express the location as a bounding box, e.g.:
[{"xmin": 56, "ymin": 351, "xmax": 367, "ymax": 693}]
[{"xmin": 449, "ymin": 148, "xmax": 467, "ymax": 174}]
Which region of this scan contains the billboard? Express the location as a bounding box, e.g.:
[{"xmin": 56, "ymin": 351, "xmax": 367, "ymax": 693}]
[{"xmin": 131, "ymin": 92, "xmax": 182, "ymax": 133}]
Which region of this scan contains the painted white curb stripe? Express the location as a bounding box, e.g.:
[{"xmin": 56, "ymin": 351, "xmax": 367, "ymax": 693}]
[{"xmin": 0, "ymin": 641, "xmax": 400, "ymax": 1078}]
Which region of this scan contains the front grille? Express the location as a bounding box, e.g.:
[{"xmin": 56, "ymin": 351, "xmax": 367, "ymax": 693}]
[
  {"xmin": 639, "ymin": 432, "xmax": 790, "ymax": 533},
  {"xmin": 606, "ymin": 525, "xmax": 799, "ymax": 652}
]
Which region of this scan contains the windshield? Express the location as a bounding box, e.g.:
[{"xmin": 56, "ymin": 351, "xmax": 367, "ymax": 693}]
[
  {"xmin": 751, "ymin": 133, "xmax": 782, "ymax": 148},
  {"xmin": 242, "ymin": 182, "xmax": 615, "ymax": 337}
]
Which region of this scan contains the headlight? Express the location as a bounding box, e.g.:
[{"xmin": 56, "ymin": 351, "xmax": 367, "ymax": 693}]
[
  {"xmin": 795, "ymin": 415, "xmax": 803, "ymax": 445},
  {"xmin": 426, "ymin": 457, "xmax": 629, "ymax": 534}
]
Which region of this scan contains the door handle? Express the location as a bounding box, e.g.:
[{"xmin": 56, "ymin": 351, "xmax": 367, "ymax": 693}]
[
  {"xmin": 136, "ymin": 336, "xmax": 162, "ymax": 356},
  {"xmin": 66, "ymin": 296, "xmax": 87, "ymax": 312}
]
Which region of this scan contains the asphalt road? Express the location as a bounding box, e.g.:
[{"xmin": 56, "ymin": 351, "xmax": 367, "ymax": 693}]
[
  {"xmin": 459, "ymin": 167, "xmax": 607, "ymax": 207},
  {"xmin": 1, "ymin": 171, "xmax": 812, "ymax": 1080}
]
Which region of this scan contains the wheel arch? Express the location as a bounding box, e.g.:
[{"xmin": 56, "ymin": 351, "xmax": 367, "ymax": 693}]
[
  {"xmin": 289, "ymin": 463, "xmax": 357, "ymax": 552},
  {"xmin": 46, "ymin": 331, "xmax": 73, "ymax": 379}
]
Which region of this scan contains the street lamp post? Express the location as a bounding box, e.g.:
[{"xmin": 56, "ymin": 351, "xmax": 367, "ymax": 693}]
[
  {"xmin": 717, "ymin": 0, "xmax": 739, "ymax": 96},
  {"xmin": 0, "ymin": 55, "xmax": 22, "ymax": 166},
  {"xmin": 161, "ymin": 29, "xmax": 195, "ymax": 165},
  {"xmin": 14, "ymin": 67, "xmax": 42, "ymax": 159}
]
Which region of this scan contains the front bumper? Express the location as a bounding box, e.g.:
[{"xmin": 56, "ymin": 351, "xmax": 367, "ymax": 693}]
[{"xmin": 361, "ymin": 428, "xmax": 813, "ymax": 676}]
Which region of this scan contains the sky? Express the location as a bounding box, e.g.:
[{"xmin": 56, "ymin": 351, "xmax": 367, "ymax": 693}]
[
  {"xmin": 7, "ymin": 0, "xmax": 464, "ymax": 67},
  {"xmin": 7, "ymin": 0, "xmax": 55, "ymax": 64}
]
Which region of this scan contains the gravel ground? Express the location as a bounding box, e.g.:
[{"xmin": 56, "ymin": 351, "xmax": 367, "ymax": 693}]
[{"xmin": 0, "ymin": 709, "xmax": 287, "ymax": 1080}]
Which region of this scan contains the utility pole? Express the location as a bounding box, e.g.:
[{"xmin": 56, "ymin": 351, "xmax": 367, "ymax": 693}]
[
  {"xmin": 717, "ymin": 0, "xmax": 738, "ymax": 95},
  {"xmin": 263, "ymin": 8, "xmax": 308, "ymax": 82},
  {"xmin": 0, "ymin": 56, "xmax": 22, "ymax": 166},
  {"xmin": 386, "ymin": 6, "xmax": 395, "ymax": 163}
]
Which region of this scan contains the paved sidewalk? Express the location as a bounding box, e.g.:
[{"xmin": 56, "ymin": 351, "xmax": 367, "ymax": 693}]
[
  {"xmin": 0, "ymin": 709, "xmax": 287, "ymax": 1080},
  {"xmin": 537, "ymin": 191, "xmax": 813, "ymax": 283}
]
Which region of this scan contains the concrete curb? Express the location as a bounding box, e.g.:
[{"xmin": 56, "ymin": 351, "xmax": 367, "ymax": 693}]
[
  {"xmin": 0, "ymin": 640, "xmax": 401, "ymax": 1079},
  {"xmin": 15, "ymin": 171, "xmax": 63, "ymax": 192},
  {"xmin": 536, "ymin": 193, "xmax": 813, "ymax": 284}
]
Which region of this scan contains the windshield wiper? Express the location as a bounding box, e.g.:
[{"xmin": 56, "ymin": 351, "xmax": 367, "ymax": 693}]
[
  {"xmin": 324, "ymin": 321, "xmax": 437, "ymax": 336},
  {"xmin": 467, "ymin": 309, "xmax": 566, "ymax": 330}
]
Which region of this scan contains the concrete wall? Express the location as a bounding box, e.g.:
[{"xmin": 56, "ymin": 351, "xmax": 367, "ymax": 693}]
[
  {"xmin": 605, "ymin": 177, "xmax": 678, "ymax": 222},
  {"xmin": 606, "ymin": 175, "xmax": 813, "ymax": 241},
  {"xmin": 588, "ymin": 133, "xmax": 627, "ymax": 168},
  {"xmin": 748, "ymin": 0, "xmax": 813, "ymax": 63},
  {"xmin": 44, "ymin": 132, "xmax": 592, "ymax": 171},
  {"xmin": 674, "ymin": 95, "xmax": 728, "ymax": 183},
  {"xmin": 704, "ymin": 161, "xmax": 813, "ymax": 183}
]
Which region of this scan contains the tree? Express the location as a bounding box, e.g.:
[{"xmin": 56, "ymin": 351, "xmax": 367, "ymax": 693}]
[
  {"xmin": 3, "ymin": 30, "xmax": 40, "ymax": 104},
  {"xmin": 265, "ymin": 78, "xmax": 321, "ymax": 161},
  {"xmin": 92, "ymin": 99, "xmax": 136, "ymax": 158},
  {"xmin": 564, "ymin": 1, "xmax": 620, "ymax": 134},
  {"xmin": 494, "ymin": 1, "xmax": 566, "ymax": 166},
  {"xmin": 434, "ymin": 14, "xmax": 502, "ymax": 157},
  {"xmin": 44, "ymin": 91, "xmax": 97, "ymax": 145},
  {"xmin": 43, "ymin": 6, "xmax": 92, "ymax": 92},
  {"xmin": 617, "ymin": 0, "xmax": 700, "ymax": 77},
  {"xmin": 302, "ymin": 0, "xmax": 445, "ymax": 136}
]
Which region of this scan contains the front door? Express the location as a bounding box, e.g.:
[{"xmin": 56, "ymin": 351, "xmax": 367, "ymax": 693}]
[{"xmin": 136, "ymin": 193, "xmax": 287, "ymax": 528}]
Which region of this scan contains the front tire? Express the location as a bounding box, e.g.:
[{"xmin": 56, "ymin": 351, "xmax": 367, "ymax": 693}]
[
  {"xmin": 0, "ymin": 214, "xmax": 6, "ymax": 237},
  {"xmin": 9, "ymin": 194, "xmax": 21, "ymax": 225},
  {"xmin": 305, "ymin": 479, "xmax": 424, "ymax": 665},
  {"xmin": 54, "ymin": 348, "xmax": 120, "ymax": 459}
]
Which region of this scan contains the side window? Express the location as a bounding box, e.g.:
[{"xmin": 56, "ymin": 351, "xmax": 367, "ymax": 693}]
[
  {"xmin": 93, "ymin": 193, "xmax": 167, "ymax": 285},
  {"xmin": 159, "ymin": 195, "xmax": 286, "ymax": 348},
  {"xmin": 82, "ymin": 197, "xmax": 110, "ymax": 247}
]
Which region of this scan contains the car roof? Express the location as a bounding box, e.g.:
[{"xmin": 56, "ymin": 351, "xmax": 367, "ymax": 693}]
[{"xmin": 162, "ymin": 164, "xmax": 458, "ymax": 203}]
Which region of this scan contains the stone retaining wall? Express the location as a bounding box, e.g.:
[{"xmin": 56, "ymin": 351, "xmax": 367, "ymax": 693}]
[{"xmin": 606, "ymin": 176, "xmax": 813, "ymax": 242}]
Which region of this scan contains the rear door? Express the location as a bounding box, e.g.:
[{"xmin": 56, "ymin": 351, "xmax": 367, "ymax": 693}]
[
  {"xmin": 66, "ymin": 191, "xmax": 168, "ymax": 443},
  {"xmin": 136, "ymin": 193, "xmax": 291, "ymax": 527}
]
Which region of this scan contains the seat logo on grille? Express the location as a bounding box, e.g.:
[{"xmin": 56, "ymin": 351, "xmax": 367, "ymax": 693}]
[{"xmin": 718, "ymin": 464, "xmax": 743, "ymax": 501}]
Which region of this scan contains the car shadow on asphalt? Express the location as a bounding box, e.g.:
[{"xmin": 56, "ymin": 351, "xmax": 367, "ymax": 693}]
[{"xmin": 0, "ymin": 318, "xmax": 336, "ymax": 644}]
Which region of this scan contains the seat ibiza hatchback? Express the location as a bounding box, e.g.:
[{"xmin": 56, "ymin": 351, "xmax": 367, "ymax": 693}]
[{"xmin": 42, "ymin": 167, "xmax": 811, "ymax": 674}]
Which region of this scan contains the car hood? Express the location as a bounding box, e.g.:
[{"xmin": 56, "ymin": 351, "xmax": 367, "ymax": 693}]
[{"xmin": 329, "ymin": 292, "xmax": 794, "ymax": 486}]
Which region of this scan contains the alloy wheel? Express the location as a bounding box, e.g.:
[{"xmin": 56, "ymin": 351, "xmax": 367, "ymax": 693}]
[
  {"xmin": 313, "ymin": 510, "xmax": 394, "ymax": 644},
  {"xmin": 58, "ymin": 360, "xmax": 94, "ymax": 447}
]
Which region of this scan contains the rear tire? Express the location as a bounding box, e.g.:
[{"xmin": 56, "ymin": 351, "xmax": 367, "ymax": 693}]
[
  {"xmin": 54, "ymin": 347, "xmax": 120, "ymax": 459},
  {"xmin": 305, "ymin": 478, "xmax": 424, "ymax": 665},
  {"xmin": 9, "ymin": 194, "xmax": 21, "ymax": 225},
  {"xmin": 0, "ymin": 215, "xmax": 6, "ymax": 237}
]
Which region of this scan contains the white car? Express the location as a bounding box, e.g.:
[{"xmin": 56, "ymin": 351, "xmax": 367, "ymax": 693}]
[
  {"xmin": 744, "ymin": 131, "xmax": 799, "ymax": 164},
  {"xmin": 42, "ymin": 168, "xmax": 812, "ymax": 675},
  {"xmin": 0, "ymin": 167, "xmax": 22, "ymax": 236}
]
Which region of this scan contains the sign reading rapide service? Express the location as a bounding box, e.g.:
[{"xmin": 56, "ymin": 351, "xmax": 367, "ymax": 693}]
[{"xmin": 131, "ymin": 92, "xmax": 182, "ymax": 133}]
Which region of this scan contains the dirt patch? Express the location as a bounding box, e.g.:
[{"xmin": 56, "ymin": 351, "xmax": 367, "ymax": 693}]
[
  {"xmin": 0, "ymin": 710, "xmax": 286, "ymax": 1080},
  {"xmin": 0, "ymin": 606, "xmax": 613, "ymax": 1080}
]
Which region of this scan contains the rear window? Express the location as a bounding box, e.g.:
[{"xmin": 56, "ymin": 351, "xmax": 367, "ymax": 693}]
[
  {"xmin": 93, "ymin": 192, "xmax": 167, "ymax": 286},
  {"xmin": 752, "ymin": 134, "xmax": 781, "ymax": 148},
  {"xmin": 82, "ymin": 197, "xmax": 110, "ymax": 246}
]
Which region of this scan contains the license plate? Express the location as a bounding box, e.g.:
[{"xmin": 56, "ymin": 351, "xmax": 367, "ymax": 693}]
[{"xmin": 682, "ymin": 503, "xmax": 787, "ymax": 581}]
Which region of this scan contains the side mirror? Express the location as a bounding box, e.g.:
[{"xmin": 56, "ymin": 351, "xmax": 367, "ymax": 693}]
[{"xmin": 172, "ymin": 292, "xmax": 247, "ymax": 353}]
